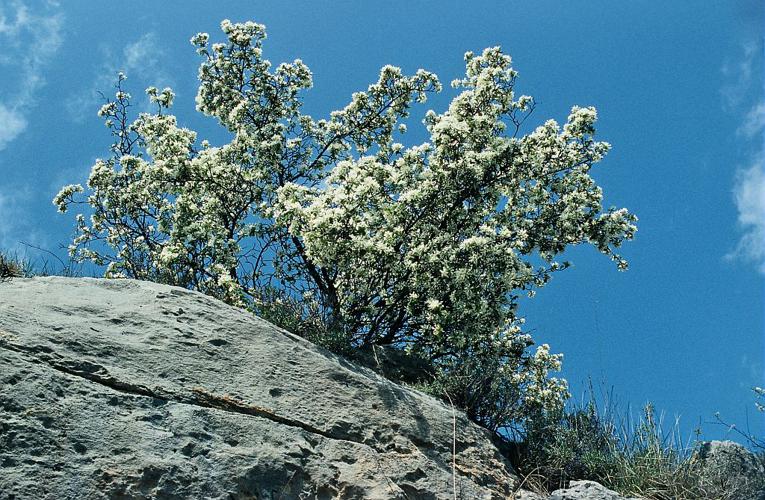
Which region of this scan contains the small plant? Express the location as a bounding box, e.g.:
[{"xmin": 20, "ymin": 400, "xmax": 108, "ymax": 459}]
[
  {"xmin": 518, "ymin": 400, "xmax": 620, "ymax": 491},
  {"xmin": 606, "ymin": 404, "xmax": 706, "ymax": 499},
  {"xmin": 247, "ymin": 284, "xmax": 352, "ymax": 356},
  {"xmin": 0, "ymin": 244, "xmax": 82, "ymax": 280},
  {"xmin": 512, "ymin": 391, "xmax": 737, "ymax": 499},
  {"xmin": 0, "ymin": 251, "xmax": 30, "ymax": 279}
]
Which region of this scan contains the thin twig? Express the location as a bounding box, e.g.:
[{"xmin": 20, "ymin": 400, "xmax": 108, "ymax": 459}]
[{"xmin": 20, "ymin": 241, "xmax": 69, "ymax": 272}]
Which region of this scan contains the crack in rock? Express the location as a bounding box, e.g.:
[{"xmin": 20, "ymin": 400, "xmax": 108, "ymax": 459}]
[
  {"xmin": 0, "ymin": 279, "xmax": 519, "ymax": 499},
  {"xmin": 0, "ymin": 335, "xmax": 367, "ymax": 448}
]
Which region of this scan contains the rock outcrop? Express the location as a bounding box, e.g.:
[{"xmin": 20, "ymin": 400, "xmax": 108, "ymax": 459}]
[
  {"xmin": 548, "ymin": 481, "xmax": 642, "ymax": 500},
  {"xmin": 513, "ymin": 481, "xmax": 642, "ymax": 500},
  {"xmin": 696, "ymin": 440, "xmax": 765, "ymax": 500},
  {"xmin": 0, "ymin": 277, "xmax": 517, "ymax": 499}
]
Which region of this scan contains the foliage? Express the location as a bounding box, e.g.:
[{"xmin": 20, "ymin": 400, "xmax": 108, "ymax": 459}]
[
  {"xmin": 0, "ymin": 251, "xmax": 26, "ymax": 279},
  {"xmin": 515, "ymin": 394, "xmax": 765, "ymax": 499},
  {"xmin": 55, "ymin": 20, "xmax": 636, "ymax": 434},
  {"xmin": 518, "ymin": 401, "xmax": 620, "ymax": 490}
]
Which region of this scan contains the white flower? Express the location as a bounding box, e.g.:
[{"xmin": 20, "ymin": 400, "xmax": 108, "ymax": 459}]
[{"xmin": 425, "ymin": 298, "xmax": 442, "ymax": 311}]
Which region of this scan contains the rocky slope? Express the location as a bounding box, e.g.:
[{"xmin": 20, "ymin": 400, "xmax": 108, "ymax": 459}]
[
  {"xmin": 4, "ymin": 277, "xmax": 760, "ymax": 499},
  {"xmin": 0, "ymin": 277, "xmax": 518, "ymax": 499}
]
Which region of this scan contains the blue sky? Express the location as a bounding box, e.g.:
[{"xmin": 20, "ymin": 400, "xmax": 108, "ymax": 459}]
[{"xmin": 1, "ymin": 1, "xmax": 763, "ymax": 442}]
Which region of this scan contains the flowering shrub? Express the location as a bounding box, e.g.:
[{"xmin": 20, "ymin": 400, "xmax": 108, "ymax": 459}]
[{"xmin": 55, "ymin": 20, "xmax": 637, "ymax": 435}]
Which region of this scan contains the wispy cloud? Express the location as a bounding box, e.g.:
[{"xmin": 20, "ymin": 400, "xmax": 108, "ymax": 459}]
[
  {"xmin": 124, "ymin": 33, "xmax": 164, "ymax": 75},
  {"xmin": 67, "ymin": 32, "xmax": 174, "ymax": 122},
  {"xmin": 0, "ymin": 0, "xmax": 63, "ymax": 150},
  {"xmin": 739, "ymin": 102, "xmax": 765, "ymax": 139},
  {"xmin": 0, "ymin": 104, "xmax": 28, "ymax": 151},
  {"xmin": 727, "ymin": 151, "xmax": 765, "ymax": 272},
  {"xmin": 720, "ymin": 42, "xmax": 760, "ymax": 111},
  {"xmin": 722, "ymin": 42, "xmax": 765, "ymax": 273}
]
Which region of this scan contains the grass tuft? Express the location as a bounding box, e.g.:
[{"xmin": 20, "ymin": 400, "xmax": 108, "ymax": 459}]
[
  {"xmin": 0, "ymin": 246, "xmax": 82, "ymax": 280},
  {"xmin": 512, "ymin": 387, "xmax": 765, "ymax": 499},
  {"xmin": 0, "ymin": 251, "xmax": 32, "ymax": 279}
]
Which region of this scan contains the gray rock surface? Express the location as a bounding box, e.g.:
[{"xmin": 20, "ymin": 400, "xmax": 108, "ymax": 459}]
[
  {"xmin": 697, "ymin": 440, "xmax": 765, "ymax": 500},
  {"xmin": 512, "ymin": 481, "xmax": 642, "ymax": 500},
  {"xmin": 0, "ymin": 277, "xmax": 517, "ymax": 499},
  {"xmin": 549, "ymin": 480, "xmax": 641, "ymax": 500},
  {"xmin": 513, "ymin": 489, "xmax": 548, "ymax": 499}
]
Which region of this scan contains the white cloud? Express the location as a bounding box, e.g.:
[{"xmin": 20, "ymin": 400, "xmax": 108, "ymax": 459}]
[
  {"xmin": 0, "ymin": 0, "xmax": 63, "ymax": 150},
  {"xmin": 0, "ymin": 103, "xmax": 28, "ymax": 151},
  {"xmin": 729, "ymin": 97, "xmax": 765, "ymax": 273},
  {"xmin": 0, "ymin": 1, "xmax": 31, "ymax": 35},
  {"xmin": 728, "ymin": 156, "xmax": 765, "ymax": 273},
  {"xmin": 728, "ymin": 105, "xmax": 765, "ymax": 273},
  {"xmin": 720, "ymin": 42, "xmax": 760, "ymax": 111},
  {"xmin": 0, "ymin": 0, "xmax": 63, "ymax": 151},
  {"xmin": 67, "ymin": 32, "xmax": 173, "ymax": 122},
  {"xmin": 124, "ymin": 33, "xmax": 162, "ymax": 73},
  {"xmin": 739, "ymin": 102, "xmax": 765, "ymax": 138},
  {"xmin": 722, "ymin": 41, "xmax": 765, "ymax": 274}
]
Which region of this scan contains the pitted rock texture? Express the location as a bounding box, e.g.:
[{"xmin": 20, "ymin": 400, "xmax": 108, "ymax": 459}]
[
  {"xmin": 548, "ymin": 480, "xmax": 642, "ymax": 499},
  {"xmin": 697, "ymin": 440, "xmax": 765, "ymax": 500},
  {"xmin": 0, "ymin": 277, "xmax": 517, "ymax": 499},
  {"xmin": 513, "ymin": 481, "xmax": 642, "ymax": 500}
]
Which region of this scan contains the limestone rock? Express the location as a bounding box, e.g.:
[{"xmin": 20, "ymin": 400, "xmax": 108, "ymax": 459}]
[
  {"xmin": 512, "ymin": 489, "xmax": 549, "ymax": 499},
  {"xmin": 697, "ymin": 440, "xmax": 765, "ymax": 500},
  {"xmin": 548, "ymin": 480, "xmax": 641, "ymax": 500},
  {"xmin": 511, "ymin": 481, "xmax": 642, "ymax": 500},
  {"xmin": 0, "ymin": 277, "xmax": 517, "ymax": 499}
]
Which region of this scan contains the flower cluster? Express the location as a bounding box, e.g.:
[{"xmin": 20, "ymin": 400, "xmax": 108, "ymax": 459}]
[{"xmin": 56, "ymin": 21, "xmax": 637, "ymax": 434}]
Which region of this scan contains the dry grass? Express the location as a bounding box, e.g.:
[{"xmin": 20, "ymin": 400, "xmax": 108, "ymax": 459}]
[
  {"xmin": 0, "ymin": 252, "xmax": 29, "ymax": 279},
  {"xmin": 0, "ymin": 246, "xmax": 82, "ymax": 280},
  {"xmin": 512, "ymin": 393, "xmax": 765, "ymax": 499}
]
